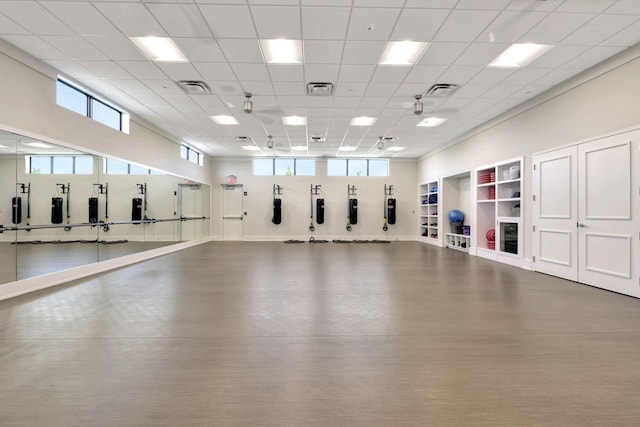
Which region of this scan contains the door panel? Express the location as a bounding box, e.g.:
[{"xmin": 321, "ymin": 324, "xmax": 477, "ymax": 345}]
[
  {"xmin": 584, "ymin": 233, "xmax": 632, "ymax": 278},
  {"xmin": 533, "ymin": 146, "xmax": 578, "ymax": 281},
  {"xmin": 222, "ymin": 185, "xmax": 243, "ymax": 241},
  {"xmin": 584, "ymin": 143, "xmax": 631, "ymax": 219}
]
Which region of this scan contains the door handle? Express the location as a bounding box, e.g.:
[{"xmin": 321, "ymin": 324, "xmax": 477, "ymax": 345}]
[{"xmin": 577, "ymin": 222, "xmax": 587, "ymax": 228}]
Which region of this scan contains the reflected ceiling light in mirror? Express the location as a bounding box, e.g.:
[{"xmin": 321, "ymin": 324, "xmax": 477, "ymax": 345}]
[
  {"xmin": 22, "ymin": 141, "xmax": 53, "ymax": 148},
  {"xmin": 0, "ymin": 144, "xmax": 7, "ymax": 148},
  {"xmin": 291, "ymin": 145, "xmax": 307, "ymax": 151},
  {"xmin": 241, "ymin": 145, "xmax": 260, "ymax": 151},
  {"xmin": 350, "ymin": 116, "xmax": 377, "ymax": 126},
  {"xmin": 338, "ymin": 146, "xmax": 357, "ymax": 151},
  {"xmin": 387, "ymin": 146, "xmax": 406, "ymax": 152},
  {"xmin": 282, "ymin": 116, "xmax": 306, "ymax": 126},
  {"xmin": 129, "ymin": 37, "xmax": 188, "ymax": 62},
  {"xmin": 417, "ymin": 117, "xmax": 447, "ymax": 127},
  {"xmin": 211, "ymin": 115, "xmax": 239, "ymax": 125},
  {"xmin": 260, "ymin": 39, "xmax": 302, "ymax": 64},
  {"xmin": 379, "ymin": 41, "xmax": 429, "ymax": 65},
  {"xmin": 488, "ymin": 43, "xmax": 553, "ymax": 68}
]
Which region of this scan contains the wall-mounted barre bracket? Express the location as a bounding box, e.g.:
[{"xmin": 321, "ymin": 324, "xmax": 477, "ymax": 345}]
[
  {"xmin": 385, "ymin": 184, "xmax": 394, "ymax": 196},
  {"xmin": 136, "ymin": 183, "xmax": 146, "ymax": 194},
  {"xmin": 93, "ymin": 183, "xmax": 108, "ymax": 195},
  {"xmin": 348, "ymin": 184, "xmax": 357, "ymax": 196},
  {"xmin": 56, "ymin": 183, "xmax": 70, "ymax": 194},
  {"xmin": 311, "ymin": 184, "xmax": 321, "ymax": 195},
  {"xmin": 17, "ymin": 182, "xmax": 30, "ymax": 194},
  {"xmin": 273, "ymin": 184, "xmax": 283, "ymax": 196}
]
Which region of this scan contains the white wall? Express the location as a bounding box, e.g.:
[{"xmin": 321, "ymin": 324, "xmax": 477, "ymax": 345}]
[
  {"xmin": 210, "ymin": 159, "xmax": 417, "ymax": 241},
  {"xmin": 418, "ymin": 45, "xmax": 640, "ymax": 262}
]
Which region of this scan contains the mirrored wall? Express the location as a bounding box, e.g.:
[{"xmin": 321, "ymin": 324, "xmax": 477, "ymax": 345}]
[{"xmin": 0, "ymin": 129, "xmax": 210, "ymax": 285}]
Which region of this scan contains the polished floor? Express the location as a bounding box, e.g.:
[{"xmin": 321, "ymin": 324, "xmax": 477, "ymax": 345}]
[{"xmin": 1, "ymin": 242, "xmax": 639, "ymax": 426}]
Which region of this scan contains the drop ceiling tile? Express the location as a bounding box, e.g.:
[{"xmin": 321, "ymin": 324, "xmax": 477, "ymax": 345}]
[
  {"xmin": 527, "ymin": 45, "xmax": 589, "ymax": 67},
  {"xmin": 533, "ymin": 67, "xmax": 584, "ymax": 86},
  {"xmin": 0, "ymin": 14, "xmax": 29, "ymax": 35},
  {"xmin": 79, "ymin": 61, "xmax": 133, "ymax": 79},
  {"xmin": 522, "ymin": 13, "xmax": 595, "ymax": 44},
  {"xmin": 0, "ymin": 2, "xmax": 73, "ymax": 35},
  {"xmin": 303, "ymin": 40, "xmax": 344, "ymax": 64},
  {"xmin": 353, "ymin": 0, "xmax": 405, "ymax": 6},
  {"xmin": 499, "ymin": 67, "xmax": 552, "ymax": 86},
  {"xmin": 418, "ymin": 42, "xmax": 469, "ymax": 66},
  {"xmin": 1, "ymin": 35, "xmax": 69, "ymax": 60},
  {"xmin": 42, "ymin": 36, "xmax": 108, "ymax": 60},
  {"xmin": 193, "ymin": 62, "xmax": 236, "ymax": 80},
  {"xmin": 276, "ymin": 95, "xmax": 306, "ymax": 106},
  {"xmin": 86, "ymin": 36, "xmax": 148, "ymax": 61},
  {"xmin": 450, "ymin": 83, "xmax": 491, "ymax": 98},
  {"xmin": 249, "ymin": 0, "xmax": 299, "ymax": 4},
  {"xmin": 364, "ymin": 83, "xmax": 400, "ymax": 97},
  {"xmin": 94, "ymin": 3, "xmax": 166, "ymax": 37},
  {"xmin": 45, "ymin": 60, "xmax": 99, "ymax": 81},
  {"xmin": 347, "ymin": 8, "xmax": 401, "ymax": 41},
  {"xmin": 605, "ymin": 0, "xmax": 640, "ymax": 14},
  {"xmin": 199, "ymin": 5, "xmax": 256, "ymax": 39},
  {"xmin": 41, "ymin": 2, "xmax": 120, "ymax": 36},
  {"xmin": 242, "ymin": 82, "xmax": 275, "ymax": 96},
  {"xmin": 390, "ymin": 8, "xmax": 449, "ymax": 40},
  {"xmin": 556, "ymin": 0, "xmax": 616, "ymax": 13},
  {"xmin": 433, "ymin": 10, "xmax": 500, "ymax": 42},
  {"xmin": 454, "ymin": 43, "xmax": 510, "ymax": 66},
  {"xmin": 305, "ymin": 97, "xmax": 334, "ymax": 108},
  {"xmin": 217, "ymin": 39, "xmax": 263, "ymax": 63},
  {"xmin": 601, "ymin": 20, "xmax": 640, "ymax": 47},
  {"xmin": 404, "ymin": 65, "xmax": 448, "ymax": 84},
  {"xmin": 342, "ymin": 41, "xmax": 385, "ymax": 64},
  {"xmin": 476, "ymin": 84, "xmax": 521, "ymax": 99},
  {"xmin": 478, "ymin": 11, "xmax": 547, "ymax": 44},
  {"xmin": 338, "ymin": 65, "xmax": 376, "ymax": 82},
  {"xmin": 304, "ymin": 64, "xmax": 340, "ymax": 82},
  {"xmin": 358, "ymin": 97, "xmax": 389, "ymax": 108},
  {"xmin": 142, "ymin": 79, "xmax": 185, "ymax": 95},
  {"xmin": 506, "ymin": 0, "xmax": 564, "ymax": 12},
  {"xmin": 334, "ymin": 82, "xmax": 368, "ymax": 96},
  {"xmin": 251, "ymin": 6, "xmax": 301, "ymax": 39},
  {"xmin": 156, "ymin": 63, "xmax": 203, "ymax": 81},
  {"xmin": 468, "ymin": 68, "xmax": 514, "ymax": 85},
  {"xmin": 436, "ymin": 65, "xmax": 482, "ymax": 85},
  {"xmin": 333, "ymin": 97, "xmax": 361, "ymax": 108},
  {"xmin": 273, "ymin": 82, "xmax": 305, "ymax": 96},
  {"xmin": 146, "ymin": 4, "xmax": 211, "ymax": 38},
  {"xmin": 561, "ymin": 15, "xmax": 639, "ymax": 45},
  {"xmin": 302, "ymin": 7, "xmax": 349, "ymax": 40},
  {"xmin": 268, "ymin": 64, "xmax": 304, "ymax": 82},
  {"xmin": 561, "ymin": 45, "xmax": 627, "ymax": 69},
  {"xmin": 404, "ymin": 0, "xmax": 458, "ymax": 7},
  {"xmin": 456, "ymin": 0, "xmax": 510, "ymax": 9},
  {"xmin": 172, "ymin": 38, "xmax": 224, "ymax": 62},
  {"xmin": 370, "ymin": 66, "xmax": 411, "ymax": 83},
  {"xmin": 232, "ymin": 63, "xmax": 270, "ymax": 81}
]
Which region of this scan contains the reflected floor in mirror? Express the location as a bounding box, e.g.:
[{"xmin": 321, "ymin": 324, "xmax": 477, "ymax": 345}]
[{"xmin": 2, "ymin": 242, "xmax": 640, "ymax": 426}]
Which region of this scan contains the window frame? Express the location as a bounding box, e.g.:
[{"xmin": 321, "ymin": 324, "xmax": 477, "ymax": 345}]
[
  {"xmin": 327, "ymin": 158, "xmax": 389, "ymax": 177},
  {"xmin": 27, "ymin": 155, "xmax": 94, "ymax": 175},
  {"xmin": 251, "ymin": 158, "xmax": 317, "ymax": 176},
  {"xmin": 56, "ymin": 78, "xmax": 124, "ymax": 132}
]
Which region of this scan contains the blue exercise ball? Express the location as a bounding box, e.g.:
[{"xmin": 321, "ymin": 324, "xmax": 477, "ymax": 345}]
[{"xmin": 448, "ymin": 209, "xmax": 464, "ymax": 223}]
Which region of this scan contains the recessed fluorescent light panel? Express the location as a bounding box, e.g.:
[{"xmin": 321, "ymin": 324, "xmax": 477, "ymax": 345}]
[
  {"xmin": 291, "ymin": 145, "xmax": 308, "ymax": 151},
  {"xmin": 379, "ymin": 41, "xmax": 429, "ymax": 65},
  {"xmin": 260, "ymin": 39, "xmax": 302, "ymax": 64},
  {"xmin": 211, "ymin": 115, "xmax": 239, "ymax": 125},
  {"xmin": 129, "ymin": 37, "xmax": 188, "ymax": 62},
  {"xmin": 339, "ymin": 146, "xmax": 357, "ymax": 151},
  {"xmin": 241, "ymin": 145, "xmax": 260, "ymax": 151},
  {"xmin": 488, "ymin": 43, "xmax": 553, "ymax": 68},
  {"xmin": 22, "ymin": 141, "xmax": 53, "ymax": 148},
  {"xmin": 282, "ymin": 116, "xmax": 306, "ymax": 126},
  {"xmin": 387, "ymin": 146, "xmax": 406, "ymax": 152},
  {"xmin": 417, "ymin": 117, "xmax": 447, "ymax": 127},
  {"xmin": 350, "ymin": 116, "xmax": 377, "ymax": 126}
]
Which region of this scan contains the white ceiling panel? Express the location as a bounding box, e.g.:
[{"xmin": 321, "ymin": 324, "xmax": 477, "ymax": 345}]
[
  {"xmin": 302, "ymin": 7, "xmax": 349, "ymax": 40},
  {"xmin": 142, "ymin": 79, "xmax": 185, "ymax": 95},
  {"xmin": 273, "ymin": 82, "xmax": 306, "ymax": 96},
  {"xmin": 250, "ymin": 6, "xmax": 301, "ymax": 39},
  {"xmin": 527, "ymin": 44, "xmax": 590, "ymax": 67},
  {"xmin": 404, "ymin": 65, "xmax": 448, "ymax": 84},
  {"xmin": 156, "ymin": 62, "xmax": 202, "ymax": 80},
  {"xmin": 304, "ymin": 64, "xmax": 340, "ymax": 82},
  {"xmin": 364, "ymin": 83, "xmax": 400, "ymax": 97},
  {"xmin": 370, "ymin": 66, "xmax": 411, "ymax": 83},
  {"xmin": 146, "ymin": 4, "xmax": 211, "ymax": 38},
  {"xmin": 390, "ymin": 8, "xmax": 450, "ymax": 41},
  {"xmin": 605, "ymin": 0, "xmax": 640, "ymax": 14},
  {"xmin": 94, "ymin": 3, "xmax": 166, "ymax": 37},
  {"xmin": 561, "ymin": 14, "xmax": 639, "ymax": 45},
  {"xmin": 499, "ymin": 67, "xmax": 552, "ymax": 86},
  {"xmin": 268, "ymin": 64, "xmax": 304, "ymax": 82},
  {"xmin": 602, "ymin": 20, "xmax": 640, "ymax": 47},
  {"xmin": 534, "ymin": 67, "xmax": 584, "ymax": 86},
  {"xmin": 404, "ymin": 0, "xmax": 458, "ymax": 7},
  {"xmin": 117, "ymin": 61, "xmax": 165, "ymax": 79},
  {"xmin": 1, "ymin": 35, "xmax": 69, "ymax": 60},
  {"xmin": 437, "ymin": 66, "xmax": 483, "ymax": 85},
  {"xmin": 433, "ymin": 10, "xmax": 500, "ymax": 42},
  {"xmin": 0, "ymin": 1, "xmax": 73, "ymax": 35},
  {"xmin": 347, "ymin": 8, "xmax": 401, "ymax": 41},
  {"xmin": 232, "ymin": 63, "xmax": 270, "ymax": 82},
  {"xmin": 478, "ymin": 11, "xmax": 547, "ymax": 44},
  {"xmin": 456, "ymin": 0, "xmax": 511, "ymax": 9},
  {"xmin": 42, "ymin": 35, "xmax": 108, "ymax": 60},
  {"xmin": 334, "ymin": 83, "xmax": 368, "ymax": 97},
  {"xmin": 451, "ymin": 84, "xmax": 491, "ymax": 98},
  {"xmin": 0, "ymin": 14, "xmax": 29, "ymax": 35},
  {"xmin": 556, "ymin": 0, "xmax": 617, "ymax": 14},
  {"xmin": 338, "ymin": 65, "xmax": 376, "ymax": 82},
  {"xmin": 173, "ymin": 38, "xmax": 224, "ymax": 62},
  {"xmin": 241, "ymin": 82, "xmax": 275, "ymax": 96},
  {"xmin": 342, "ymin": 41, "xmax": 385, "ymax": 64},
  {"xmin": 454, "ymin": 42, "xmax": 510, "ymax": 66},
  {"xmin": 86, "ymin": 36, "xmax": 148, "ymax": 61},
  {"xmin": 199, "ymin": 5, "xmax": 256, "ymax": 39},
  {"xmin": 506, "ymin": 0, "xmax": 564, "ymax": 12},
  {"xmin": 353, "ymin": 0, "xmax": 405, "ymax": 6},
  {"xmin": 468, "ymin": 67, "xmax": 515, "ymax": 85},
  {"xmin": 522, "ymin": 13, "xmax": 595, "ymax": 44},
  {"xmin": 45, "ymin": 60, "xmax": 99, "ymax": 81},
  {"xmin": 561, "ymin": 45, "xmax": 627, "ymax": 69},
  {"xmin": 80, "ymin": 60, "xmax": 133, "ymax": 79},
  {"xmin": 303, "ymin": 40, "xmax": 344, "ymax": 64},
  {"xmin": 42, "ymin": 2, "xmax": 120, "ymax": 36},
  {"xmin": 193, "ymin": 62, "xmax": 236, "ymax": 80},
  {"xmin": 419, "ymin": 42, "xmax": 468, "ymax": 67},
  {"xmin": 332, "ymin": 97, "xmax": 361, "ymax": 108},
  {"xmin": 217, "ymin": 39, "xmax": 263, "ymax": 62}
]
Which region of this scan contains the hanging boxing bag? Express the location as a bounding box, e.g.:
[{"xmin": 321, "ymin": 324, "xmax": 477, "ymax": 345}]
[
  {"xmin": 88, "ymin": 197, "xmax": 99, "ymax": 223},
  {"xmin": 132, "ymin": 197, "xmax": 143, "ymax": 221},
  {"xmin": 11, "ymin": 196, "xmax": 22, "ymax": 224},
  {"xmin": 387, "ymin": 198, "xmax": 396, "ymax": 225},
  {"xmin": 349, "ymin": 198, "xmax": 358, "ymax": 225},
  {"xmin": 272, "ymin": 198, "xmax": 282, "ymax": 224},
  {"xmin": 316, "ymin": 198, "xmax": 325, "ymax": 224},
  {"xmin": 51, "ymin": 197, "xmax": 64, "ymax": 224}
]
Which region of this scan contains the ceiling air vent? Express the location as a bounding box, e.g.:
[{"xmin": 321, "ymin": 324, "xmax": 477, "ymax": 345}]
[
  {"xmin": 308, "ymin": 136, "xmax": 325, "ymax": 143},
  {"xmin": 177, "ymin": 80, "xmax": 212, "ymax": 95},
  {"xmin": 426, "ymin": 83, "xmax": 459, "ymax": 97},
  {"xmin": 234, "ymin": 136, "xmax": 253, "ymax": 143},
  {"xmin": 306, "ymin": 82, "xmax": 334, "ymax": 96}
]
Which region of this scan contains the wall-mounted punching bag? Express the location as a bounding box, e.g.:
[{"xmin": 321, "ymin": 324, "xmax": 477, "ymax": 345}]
[
  {"xmin": 51, "ymin": 197, "xmax": 64, "ymax": 224},
  {"xmin": 316, "ymin": 198, "xmax": 325, "ymax": 224},
  {"xmin": 11, "ymin": 196, "xmax": 22, "ymax": 224},
  {"xmin": 132, "ymin": 197, "xmax": 143, "ymax": 221},
  {"xmin": 88, "ymin": 197, "xmax": 99, "ymax": 223},
  {"xmin": 387, "ymin": 198, "xmax": 396, "ymax": 225},
  {"xmin": 272, "ymin": 198, "xmax": 282, "ymax": 224},
  {"xmin": 349, "ymin": 198, "xmax": 358, "ymax": 225}
]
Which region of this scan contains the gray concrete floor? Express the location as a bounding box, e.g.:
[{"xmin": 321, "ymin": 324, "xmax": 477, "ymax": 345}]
[{"xmin": 1, "ymin": 241, "xmax": 639, "ymax": 426}]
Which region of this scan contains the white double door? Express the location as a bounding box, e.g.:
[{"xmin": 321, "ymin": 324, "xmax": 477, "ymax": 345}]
[{"xmin": 533, "ymin": 131, "xmax": 639, "ymax": 297}]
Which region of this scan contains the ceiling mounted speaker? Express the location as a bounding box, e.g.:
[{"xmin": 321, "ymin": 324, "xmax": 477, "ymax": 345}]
[{"xmin": 243, "ymin": 93, "xmax": 253, "ymax": 114}]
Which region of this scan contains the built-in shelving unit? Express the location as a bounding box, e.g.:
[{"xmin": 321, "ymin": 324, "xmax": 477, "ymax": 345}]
[
  {"xmin": 445, "ymin": 233, "xmax": 470, "ymax": 252},
  {"xmin": 473, "ymin": 158, "xmax": 523, "ymax": 267},
  {"xmin": 419, "ymin": 180, "xmax": 440, "ymax": 245},
  {"xmin": 442, "ymin": 171, "xmax": 472, "ymax": 253}
]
